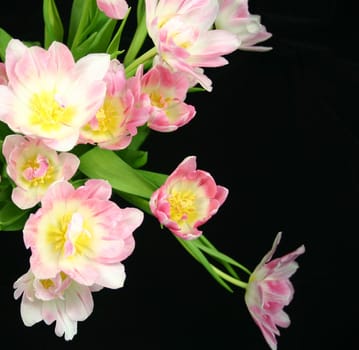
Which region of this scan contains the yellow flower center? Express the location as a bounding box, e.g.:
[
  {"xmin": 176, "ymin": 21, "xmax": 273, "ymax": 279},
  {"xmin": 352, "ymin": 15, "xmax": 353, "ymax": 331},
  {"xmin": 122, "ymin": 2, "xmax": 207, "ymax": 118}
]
[
  {"xmin": 29, "ymin": 91, "xmax": 75, "ymax": 132},
  {"xmin": 149, "ymin": 91, "xmax": 171, "ymax": 109},
  {"xmin": 47, "ymin": 211, "xmax": 92, "ymax": 258},
  {"xmin": 82, "ymin": 96, "xmax": 124, "ymax": 142},
  {"xmin": 22, "ymin": 155, "xmax": 54, "ymax": 187},
  {"xmin": 40, "ymin": 278, "xmax": 54, "ymax": 289},
  {"xmin": 168, "ymin": 189, "xmax": 197, "ymax": 224}
]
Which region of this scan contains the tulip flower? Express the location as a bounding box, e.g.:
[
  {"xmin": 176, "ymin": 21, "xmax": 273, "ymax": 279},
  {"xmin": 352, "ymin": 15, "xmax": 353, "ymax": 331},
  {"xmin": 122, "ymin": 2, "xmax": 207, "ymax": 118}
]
[
  {"xmin": 96, "ymin": 0, "xmax": 129, "ymax": 19},
  {"xmin": 244, "ymin": 232, "xmax": 305, "ymax": 350},
  {"xmin": 2, "ymin": 134, "xmax": 80, "ymax": 209},
  {"xmin": 150, "ymin": 156, "xmax": 228, "ymax": 240},
  {"xmin": 142, "ymin": 63, "xmax": 196, "ymax": 132},
  {"xmin": 145, "ymin": 0, "xmax": 240, "ymax": 91},
  {"xmin": 23, "ymin": 179, "xmax": 144, "ymax": 288},
  {"xmin": 215, "ymin": 0, "xmax": 272, "ymax": 51},
  {"xmin": 0, "ymin": 39, "xmax": 110, "ymax": 152},
  {"xmin": 14, "ymin": 268, "xmax": 102, "ymax": 341},
  {"xmin": 80, "ymin": 60, "xmax": 150, "ymax": 150}
]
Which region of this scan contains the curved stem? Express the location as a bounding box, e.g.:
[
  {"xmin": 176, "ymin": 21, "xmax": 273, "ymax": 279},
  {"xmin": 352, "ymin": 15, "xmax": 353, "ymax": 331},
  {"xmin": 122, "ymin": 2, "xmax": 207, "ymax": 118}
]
[
  {"xmin": 211, "ymin": 265, "xmax": 248, "ymax": 289},
  {"xmin": 124, "ymin": 47, "xmax": 157, "ymax": 77}
]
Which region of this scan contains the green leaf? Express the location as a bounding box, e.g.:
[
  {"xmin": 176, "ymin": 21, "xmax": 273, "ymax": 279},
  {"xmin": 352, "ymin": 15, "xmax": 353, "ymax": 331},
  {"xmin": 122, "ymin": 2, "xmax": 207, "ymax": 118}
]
[
  {"xmin": 87, "ymin": 18, "xmax": 117, "ymax": 53},
  {"xmin": 43, "ymin": 0, "xmax": 64, "ymax": 48},
  {"xmin": 71, "ymin": 31, "xmax": 98, "ymax": 59},
  {"xmin": 116, "ymin": 149, "xmax": 148, "ymax": 169},
  {"xmin": 128, "ymin": 125, "xmax": 151, "ymax": 151},
  {"xmin": 68, "ymin": 0, "xmax": 96, "ymax": 48},
  {"xmin": 79, "ymin": 147, "xmax": 156, "ymax": 199},
  {"xmin": 72, "ymin": 18, "xmax": 117, "ymax": 60},
  {"xmin": 0, "ymin": 201, "xmax": 31, "ymax": 231},
  {"xmin": 0, "ymin": 121, "xmax": 12, "ymax": 141},
  {"xmin": 137, "ymin": 169, "xmax": 167, "ymax": 188},
  {"xmin": 113, "ymin": 189, "xmax": 151, "ymax": 214},
  {"xmin": 188, "ymin": 87, "xmax": 206, "ymax": 93},
  {"xmin": 0, "ymin": 178, "xmax": 12, "ymax": 202},
  {"xmin": 0, "ymin": 27, "xmax": 12, "ymax": 62},
  {"xmin": 70, "ymin": 143, "xmax": 93, "ymax": 158}
]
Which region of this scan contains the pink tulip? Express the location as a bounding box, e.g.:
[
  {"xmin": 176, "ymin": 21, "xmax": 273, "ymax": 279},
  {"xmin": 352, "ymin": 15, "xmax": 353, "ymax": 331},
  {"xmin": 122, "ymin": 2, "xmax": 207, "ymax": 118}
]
[
  {"xmin": 0, "ymin": 39, "xmax": 110, "ymax": 152},
  {"xmin": 14, "ymin": 269, "xmax": 102, "ymax": 340},
  {"xmin": 244, "ymin": 232, "xmax": 305, "ymax": 350},
  {"xmin": 142, "ymin": 63, "xmax": 196, "ymax": 132},
  {"xmin": 23, "ymin": 179, "xmax": 144, "ymax": 288},
  {"xmin": 150, "ymin": 156, "xmax": 228, "ymax": 240},
  {"xmin": 215, "ymin": 0, "xmax": 272, "ymax": 51},
  {"xmin": 145, "ymin": 0, "xmax": 240, "ymax": 91},
  {"xmin": 80, "ymin": 60, "xmax": 150, "ymax": 150},
  {"xmin": 96, "ymin": 0, "xmax": 129, "ymax": 20},
  {"xmin": 2, "ymin": 134, "xmax": 80, "ymax": 209}
]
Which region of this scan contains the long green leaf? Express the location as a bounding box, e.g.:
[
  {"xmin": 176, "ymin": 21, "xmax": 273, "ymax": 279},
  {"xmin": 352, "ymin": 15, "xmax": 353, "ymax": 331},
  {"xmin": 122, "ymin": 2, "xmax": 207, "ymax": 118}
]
[
  {"xmin": 68, "ymin": 0, "xmax": 96, "ymax": 49},
  {"xmin": 43, "ymin": 0, "xmax": 64, "ymax": 48},
  {"xmin": 0, "ymin": 201, "xmax": 31, "ymax": 231},
  {"xmin": 116, "ymin": 148, "xmax": 148, "ymax": 169},
  {"xmin": 128, "ymin": 125, "xmax": 151, "ymax": 151},
  {"xmin": 79, "ymin": 148, "xmax": 156, "ymax": 198},
  {"xmin": 0, "ymin": 121, "xmax": 12, "ymax": 140},
  {"xmin": 136, "ymin": 169, "xmax": 167, "ymax": 188},
  {"xmin": 72, "ymin": 18, "xmax": 117, "ymax": 59},
  {"xmin": 113, "ymin": 190, "xmax": 151, "ymax": 214}
]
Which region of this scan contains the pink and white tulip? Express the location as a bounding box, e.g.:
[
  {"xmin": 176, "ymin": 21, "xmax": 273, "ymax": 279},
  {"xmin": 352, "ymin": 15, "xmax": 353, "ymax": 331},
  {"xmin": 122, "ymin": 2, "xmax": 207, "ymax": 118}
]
[
  {"xmin": 145, "ymin": 0, "xmax": 240, "ymax": 91},
  {"xmin": 0, "ymin": 39, "xmax": 110, "ymax": 152},
  {"xmin": 215, "ymin": 0, "xmax": 272, "ymax": 51},
  {"xmin": 80, "ymin": 60, "xmax": 150, "ymax": 150},
  {"xmin": 23, "ymin": 179, "xmax": 144, "ymax": 288},
  {"xmin": 2, "ymin": 134, "xmax": 80, "ymax": 209},
  {"xmin": 14, "ymin": 268, "xmax": 102, "ymax": 340},
  {"xmin": 150, "ymin": 156, "xmax": 228, "ymax": 240},
  {"xmin": 244, "ymin": 232, "xmax": 305, "ymax": 350},
  {"xmin": 96, "ymin": 0, "xmax": 129, "ymax": 20},
  {"xmin": 142, "ymin": 64, "xmax": 196, "ymax": 132}
]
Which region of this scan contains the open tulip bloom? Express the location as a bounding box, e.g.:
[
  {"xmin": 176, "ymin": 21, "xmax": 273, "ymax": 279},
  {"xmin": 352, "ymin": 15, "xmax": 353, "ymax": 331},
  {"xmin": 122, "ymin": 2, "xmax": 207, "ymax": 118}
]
[{"xmin": 0, "ymin": 1, "xmax": 304, "ymax": 348}]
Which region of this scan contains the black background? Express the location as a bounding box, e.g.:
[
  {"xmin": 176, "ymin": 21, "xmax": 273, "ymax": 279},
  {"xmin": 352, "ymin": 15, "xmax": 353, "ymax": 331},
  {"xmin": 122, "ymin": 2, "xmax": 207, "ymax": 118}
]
[{"xmin": 1, "ymin": 1, "xmax": 352, "ymax": 349}]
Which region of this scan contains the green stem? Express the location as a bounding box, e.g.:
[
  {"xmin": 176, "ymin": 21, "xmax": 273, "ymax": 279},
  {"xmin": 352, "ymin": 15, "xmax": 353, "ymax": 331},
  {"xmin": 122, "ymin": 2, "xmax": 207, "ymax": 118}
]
[
  {"xmin": 123, "ymin": 2, "xmax": 148, "ymax": 67},
  {"xmin": 211, "ymin": 266, "xmax": 248, "ymax": 289},
  {"xmin": 124, "ymin": 47, "xmax": 157, "ymax": 77},
  {"xmin": 199, "ymin": 235, "xmax": 251, "ymax": 275}
]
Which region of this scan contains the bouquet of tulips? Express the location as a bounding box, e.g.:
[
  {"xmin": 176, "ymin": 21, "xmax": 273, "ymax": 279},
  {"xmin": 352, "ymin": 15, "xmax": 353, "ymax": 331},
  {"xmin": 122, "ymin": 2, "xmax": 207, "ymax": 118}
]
[{"xmin": 0, "ymin": 1, "xmax": 305, "ymax": 349}]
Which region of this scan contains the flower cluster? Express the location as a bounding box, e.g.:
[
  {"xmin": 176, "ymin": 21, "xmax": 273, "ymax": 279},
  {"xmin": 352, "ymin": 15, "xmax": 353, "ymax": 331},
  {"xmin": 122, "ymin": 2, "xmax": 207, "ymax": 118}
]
[{"xmin": 0, "ymin": 1, "xmax": 304, "ymax": 349}]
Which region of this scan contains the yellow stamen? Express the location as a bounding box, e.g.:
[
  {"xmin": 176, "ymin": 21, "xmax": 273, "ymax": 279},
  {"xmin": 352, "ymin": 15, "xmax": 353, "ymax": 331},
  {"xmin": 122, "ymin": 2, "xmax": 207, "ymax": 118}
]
[
  {"xmin": 22, "ymin": 156, "xmax": 54, "ymax": 187},
  {"xmin": 40, "ymin": 278, "xmax": 54, "ymax": 289},
  {"xmin": 46, "ymin": 212, "xmax": 92, "ymax": 257},
  {"xmin": 149, "ymin": 92, "xmax": 171, "ymax": 109},
  {"xmin": 82, "ymin": 96, "xmax": 124, "ymax": 141},
  {"xmin": 29, "ymin": 91, "xmax": 75, "ymax": 132},
  {"xmin": 168, "ymin": 189, "xmax": 197, "ymax": 224}
]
